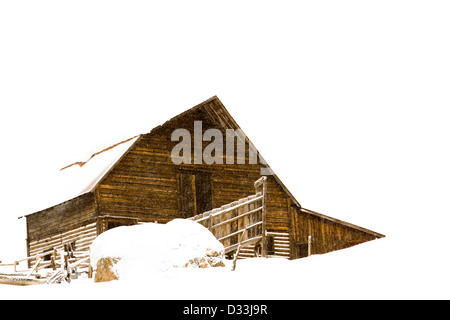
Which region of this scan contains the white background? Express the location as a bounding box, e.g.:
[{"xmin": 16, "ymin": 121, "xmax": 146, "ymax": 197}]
[{"xmin": 1, "ymin": 1, "xmax": 449, "ymax": 298}]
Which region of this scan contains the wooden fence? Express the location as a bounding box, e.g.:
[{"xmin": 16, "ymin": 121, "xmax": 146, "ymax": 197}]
[
  {"xmin": 190, "ymin": 176, "xmax": 269, "ymax": 257},
  {"xmin": 0, "ymin": 245, "xmax": 92, "ymax": 285}
]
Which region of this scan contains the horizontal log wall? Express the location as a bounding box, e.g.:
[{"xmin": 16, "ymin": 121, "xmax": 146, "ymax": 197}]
[
  {"xmin": 290, "ymin": 206, "xmax": 378, "ymax": 258},
  {"xmin": 28, "ymin": 222, "xmax": 96, "ymax": 266},
  {"xmin": 97, "ymin": 133, "xmax": 179, "ymax": 223},
  {"xmin": 97, "ymin": 110, "xmax": 269, "ymax": 225},
  {"xmin": 265, "ymin": 176, "xmax": 290, "ymax": 233},
  {"xmin": 26, "ymin": 193, "xmax": 97, "ymax": 243}
]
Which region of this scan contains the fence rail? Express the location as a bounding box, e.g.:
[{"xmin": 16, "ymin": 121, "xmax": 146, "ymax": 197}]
[
  {"xmin": 190, "ymin": 176, "xmax": 268, "ymax": 257},
  {"xmin": 0, "ymin": 246, "xmax": 92, "ymax": 285}
]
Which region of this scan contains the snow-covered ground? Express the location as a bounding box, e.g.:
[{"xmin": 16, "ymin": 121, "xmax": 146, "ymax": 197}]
[{"xmin": 1, "ymin": 235, "xmax": 448, "ymax": 300}]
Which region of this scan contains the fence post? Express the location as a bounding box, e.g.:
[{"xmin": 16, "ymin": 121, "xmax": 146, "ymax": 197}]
[
  {"xmin": 88, "ymin": 249, "xmax": 93, "ymax": 279},
  {"xmin": 308, "ymin": 235, "xmax": 312, "ymax": 257},
  {"xmin": 231, "ymin": 226, "xmax": 249, "ymax": 271},
  {"xmin": 51, "ymin": 249, "xmax": 57, "ymax": 270},
  {"xmin": 208, "ymin": 215, "xmax": 212, "ymax": 230},
  {"xmin": 254, "ymin": 176, "xmax": 268, "ymax": 258}
]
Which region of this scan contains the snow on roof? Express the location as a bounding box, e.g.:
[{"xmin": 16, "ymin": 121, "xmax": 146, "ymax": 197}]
[
  {"xmin": 60, "ymin": 135, "xmax": 140, "ymax": 192},
  {"xmin": 33, "ymin": 135, "xmax": 140, "ymax": 213}
]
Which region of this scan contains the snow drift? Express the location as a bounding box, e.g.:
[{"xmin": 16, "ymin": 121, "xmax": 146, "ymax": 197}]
[{"xmin": 90, "ymin": 219, "xmax": 226, "ymax": 282}]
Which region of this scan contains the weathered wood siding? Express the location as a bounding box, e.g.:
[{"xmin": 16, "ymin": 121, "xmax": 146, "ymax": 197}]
[
  {"xmin": 28, "ymin": 223, "xmax": 96, "ymax": 259},
  {"xmin": 96, "ymin": 108, "xmax": 268, "ymax": 225},
  {"xmin": 97, "ymin": 133, "xmax": 179, "ymax": 223},
  {"xmin": 265, "ymin": 176, "xmax": 290, "ymax": 233},
  {"xmin": 289, "ymin": 206, "xmax": 379, "ymax": 258},
  {"xmin": 26, "ymin": 193, "xmax": 97, "ymax": 257}
]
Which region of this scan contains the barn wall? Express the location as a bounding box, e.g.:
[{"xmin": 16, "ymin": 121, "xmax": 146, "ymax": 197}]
[
  {"xmin": 96, "ymin": 133, "xmax": 179, "ymax": 223},
  {"xmin": 26, "ymin": 193, "xmax": 97, "ymax": 242},
  {"xmin": 28, "ymin": 223, "xmax": 97, "ymax": 258},
  {"xmin": 265, "ymin": 176, "xmax": 290, "ymax": 232},
  {"xmin": 26, "ymin": 192, "xmax": 97, "ymax": 257},
  {"xmin": 96, "ymin": 108, "xmax": 271, "ymax": 225},
  {"xmin": 289, "ymin": 206, "xmax": 379, "ymax": 258}
]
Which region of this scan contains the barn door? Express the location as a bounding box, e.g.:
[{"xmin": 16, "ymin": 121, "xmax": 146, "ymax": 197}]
[{"xmin": 178, "ymin": 171, "xmax": 212, "ymax": 218}]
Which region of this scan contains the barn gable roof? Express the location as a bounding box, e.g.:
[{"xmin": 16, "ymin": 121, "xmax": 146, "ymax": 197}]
[
  {"xmin": 90, "ymin": 95, "xmax": 294, "ymax": 202},
  {"xmin": 26, "ymin": 96, "xmax": 285, "ymax": 214}
]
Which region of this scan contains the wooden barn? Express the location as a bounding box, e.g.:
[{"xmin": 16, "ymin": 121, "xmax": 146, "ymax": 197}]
[{"xmin": 24, "ymin": 96, "xmax": 384, "ymax": 263}]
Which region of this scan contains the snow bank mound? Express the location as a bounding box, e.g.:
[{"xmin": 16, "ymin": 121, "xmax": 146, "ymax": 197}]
[{"xmin": 90, "ymin": 219, "xmax": 225, "ymax": 282}]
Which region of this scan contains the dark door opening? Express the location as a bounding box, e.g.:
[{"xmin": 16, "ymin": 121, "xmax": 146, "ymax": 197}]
[
  {"xmin": 97, "ymin": 217, "xmax": 139, "ymax": 234},
  {"xmin": 178, "ymin": 171, "xmax": 212, "ymax": 218}
]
